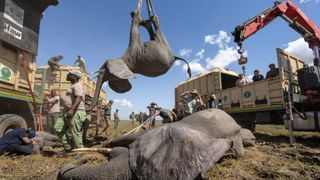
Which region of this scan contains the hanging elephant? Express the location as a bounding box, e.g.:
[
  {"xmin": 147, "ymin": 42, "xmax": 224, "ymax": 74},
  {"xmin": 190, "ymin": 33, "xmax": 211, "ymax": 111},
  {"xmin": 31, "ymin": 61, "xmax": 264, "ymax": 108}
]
[
  {"xmin": 87, "ymin": 0, "xmax": 191, "ymax": 111},
  {"xmin": 57, "ymin": 109, "xmax": 256, "ymax": 180}
]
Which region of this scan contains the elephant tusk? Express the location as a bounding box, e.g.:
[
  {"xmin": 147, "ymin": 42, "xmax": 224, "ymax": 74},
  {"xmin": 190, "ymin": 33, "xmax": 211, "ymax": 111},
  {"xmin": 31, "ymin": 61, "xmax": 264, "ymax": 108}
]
[{"xmin": 72, "ymin": 148, "xmax": 113, "ymax": 154}]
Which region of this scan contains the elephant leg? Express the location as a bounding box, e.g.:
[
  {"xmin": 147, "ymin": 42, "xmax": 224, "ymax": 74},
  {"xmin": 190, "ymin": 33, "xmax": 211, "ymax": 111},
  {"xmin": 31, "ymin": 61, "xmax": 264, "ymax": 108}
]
[
  {"xmin": 58, "ymin": 147, "xmax": 137, "ymax": 180},
  {"xmin": 151, "ymin": 16, "xmax": 170, "ymax": 46},
  {"xmin": 128, "ymin": 11, "xmax": 143, "ymax": 51},
  {"xmin": 140, "ymin": 19, "xmax": 155, "ymax": 40}
]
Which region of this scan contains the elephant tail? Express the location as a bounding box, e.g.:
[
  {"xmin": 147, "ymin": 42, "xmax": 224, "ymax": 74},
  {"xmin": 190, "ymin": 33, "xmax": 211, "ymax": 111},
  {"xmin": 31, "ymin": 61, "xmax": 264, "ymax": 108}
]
[{"xmin": 174, "ymin": 56, "xmax": 192, "ymax": 78}]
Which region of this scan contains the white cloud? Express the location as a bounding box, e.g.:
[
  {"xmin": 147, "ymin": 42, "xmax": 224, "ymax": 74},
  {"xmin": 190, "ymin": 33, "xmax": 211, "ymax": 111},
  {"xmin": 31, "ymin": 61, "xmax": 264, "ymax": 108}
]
[
  {"xmin": 179, "ymin": 48, "xmax": 192, "ymax": 57},
  {"xmin": 284, "ymin": 38, "xmax": 314, "ymax": 63},
  {"xmin": 299, "ymin": 0, "xmax": 319, "ymax": 3},
  {"xmin": 113, "ymin": 99, "xmax": 133, "ymax": 108},
  {"xmin": 183, "ymin": 62, "xmax": 207, "ymax": 75},
  {"xmin": 206, "ymin": 47, "xmax": 240, "ymax": 69},
  {"xmin": 196, "ymin": 49, "xmax": 205, "ymax": 59},
  {"xmin": 174, "ymin": 60, "xmax": 182, "ymax": 66},
  {"xmin": 204, "ymin": 30, "xmax": 231, "ymax": 49},
  {"xmin": 247, "ymin": 74, "xmax": 253, "ymax": 83}
]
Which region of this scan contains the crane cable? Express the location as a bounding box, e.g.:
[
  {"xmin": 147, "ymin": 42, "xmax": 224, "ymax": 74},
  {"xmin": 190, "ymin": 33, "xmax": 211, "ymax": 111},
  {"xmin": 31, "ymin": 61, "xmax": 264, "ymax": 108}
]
[{"xmin": 146, "ymin": 0, "xmax": 156, "ymax": 19}]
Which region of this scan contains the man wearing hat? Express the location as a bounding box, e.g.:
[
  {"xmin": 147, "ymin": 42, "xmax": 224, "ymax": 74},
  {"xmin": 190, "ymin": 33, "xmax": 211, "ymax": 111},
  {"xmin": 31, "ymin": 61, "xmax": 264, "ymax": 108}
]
[
  {"xmin": 0, "ymin": 128, "xmax": 39, "ymax": 155},
  {"xmin": 266, "ymin": 63, "xmax": 279, "ymax": 79},
  {"xmin": 55, "ymin": 69, "xmax": 86, "ymax": 150},
  {"xmin": 207, "ymin": 94, "xmax": 216, "ymax": 109},
  {"xmin": 180, "ymin": 89, "xmax": 204, "ymax": 117}
]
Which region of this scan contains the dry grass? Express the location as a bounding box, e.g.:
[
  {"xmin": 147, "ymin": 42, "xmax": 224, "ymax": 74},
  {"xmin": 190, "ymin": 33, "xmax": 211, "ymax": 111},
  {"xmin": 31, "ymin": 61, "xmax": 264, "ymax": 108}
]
[{"xmin": 0, "ymin": 122, "xmax": 319, "ymax": 180}]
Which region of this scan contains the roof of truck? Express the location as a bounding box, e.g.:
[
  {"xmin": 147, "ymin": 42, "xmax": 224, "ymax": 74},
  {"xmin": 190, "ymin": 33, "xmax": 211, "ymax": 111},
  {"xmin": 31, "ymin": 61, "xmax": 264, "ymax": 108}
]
[{"xmin": 176, "ymin": 67, "xmax": 239, "ymax": 86}]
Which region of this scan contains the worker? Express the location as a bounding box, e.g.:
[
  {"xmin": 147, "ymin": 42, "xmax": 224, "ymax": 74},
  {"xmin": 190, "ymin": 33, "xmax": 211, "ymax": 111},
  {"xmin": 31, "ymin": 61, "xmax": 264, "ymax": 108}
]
[
  {"xmin": 180, "ymin": 89, "xmax": 204, "ymax": 117},
  {"xmin": 45, "ymin": 90, "xmax": 60, "ymax": 134},
  {"xmin": 236, "ymin": 74, "xmax": 249, "ymax": 86},
  {"xmin": 207, "ymin": 94, "xmax": 216, "ymax": 108},
  {"xmin": 156, "ymin": 107, "xmax": 177, "ymax": 124},
  {"xmin": 129, "ymin": 112, "xmax": 135, "ymax": 128},
  {"xmin": 217, "ymin": 99, "xmax": 224, "ymax": 110},
  {"xmin": 252, "ymin": 69, "xmax": 264, "ymax": 82},
  {"xmin": 265, "ymin": 63, "xmax": 279, "ymax": 79},
  {"xmin": 0, "ymin": 128, "xmax": 40, "ymax": 155},
  {"xmin": 102, "ymin": 100, "xmax": 113, "ymax": 135},
  {"xmin": 54, "ymin": 70, "xmax": 86, "ymax": 151},
  {"xmin": 114, "ymin": 109, "xmax": 120, "ymax": 130},
  {"xmin": 147, "ymin": 102, "xmax": 158, "ymax": 128}
]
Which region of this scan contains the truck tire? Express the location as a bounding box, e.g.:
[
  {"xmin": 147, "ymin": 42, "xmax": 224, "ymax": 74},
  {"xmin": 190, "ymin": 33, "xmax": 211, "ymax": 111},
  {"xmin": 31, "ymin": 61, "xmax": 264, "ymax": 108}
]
[{"xmin": 0, "ymin": 114, "xmax": 28, "ymax": 137}]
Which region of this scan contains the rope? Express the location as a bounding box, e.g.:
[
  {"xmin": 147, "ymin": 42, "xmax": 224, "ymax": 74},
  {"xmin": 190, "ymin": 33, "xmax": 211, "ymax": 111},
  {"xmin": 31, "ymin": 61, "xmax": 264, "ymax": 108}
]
[
  {"xmin": 137, "ymin": 0, "xmax": 142, "ymax": 15},
  {"xmin": 18, "ymin": 49, "xmax": 43, "ymax": 131}
]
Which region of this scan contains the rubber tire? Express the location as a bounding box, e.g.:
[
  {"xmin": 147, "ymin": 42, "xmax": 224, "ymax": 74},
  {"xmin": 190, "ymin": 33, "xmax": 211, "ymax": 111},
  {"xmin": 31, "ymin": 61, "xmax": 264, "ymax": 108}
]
[{"xmin": 0, "ymin": 114, "xmax": 27, "ymax": 137}]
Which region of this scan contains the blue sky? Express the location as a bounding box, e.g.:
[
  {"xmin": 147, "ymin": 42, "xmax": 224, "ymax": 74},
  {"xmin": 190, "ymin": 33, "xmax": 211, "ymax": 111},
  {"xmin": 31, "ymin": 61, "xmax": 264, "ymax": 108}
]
[{"xmin": 37, "ymin": 0, "xmax": 320, "ymax": 119}]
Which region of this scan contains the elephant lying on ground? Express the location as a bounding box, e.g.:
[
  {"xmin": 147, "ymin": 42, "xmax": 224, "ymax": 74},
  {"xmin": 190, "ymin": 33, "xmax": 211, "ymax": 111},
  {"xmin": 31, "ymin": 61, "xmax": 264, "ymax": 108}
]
[
  {"xmin": 58, "ymin": 109, "xmax": 255, "ymax": 180},
  {"xmin": 87, "ymin": 7, "xmax": 191, "ymax": 111}
]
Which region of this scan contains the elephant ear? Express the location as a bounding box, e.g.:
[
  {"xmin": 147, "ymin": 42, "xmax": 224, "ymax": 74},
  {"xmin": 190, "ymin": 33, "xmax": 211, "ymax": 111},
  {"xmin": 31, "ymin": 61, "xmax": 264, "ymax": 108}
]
[
  {"xmin": 106, "ymin": 59, "xmax": 135, "ymax": 93},
  {"xmin": 129, "ymin": 124, "xmax": 232, "ymax": 180},
  {"xmin": 108, "ymin": 79, "xmax": 132, "ymax": 93},
  {"xmin": 107, "ymin": 59, "xmax": 135, "ymax": 80}
]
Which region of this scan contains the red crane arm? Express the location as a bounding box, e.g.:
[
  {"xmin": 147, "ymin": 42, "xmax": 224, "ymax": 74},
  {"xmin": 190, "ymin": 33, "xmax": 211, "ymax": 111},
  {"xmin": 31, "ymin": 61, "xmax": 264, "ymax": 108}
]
[{"xmin": 232, "ymin": 1, "xmax": 320, "ymax": 49}]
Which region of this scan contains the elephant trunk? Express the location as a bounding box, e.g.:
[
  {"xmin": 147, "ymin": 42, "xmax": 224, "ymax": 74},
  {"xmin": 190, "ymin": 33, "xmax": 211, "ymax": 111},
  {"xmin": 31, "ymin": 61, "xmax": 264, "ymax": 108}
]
[
  {"xmin": 57, "ymin": 147, "xmax": 136, "ymax": 180},
  {"xmin": 86, "ymin": 69, "xmax": 105, "ymax": 111}
]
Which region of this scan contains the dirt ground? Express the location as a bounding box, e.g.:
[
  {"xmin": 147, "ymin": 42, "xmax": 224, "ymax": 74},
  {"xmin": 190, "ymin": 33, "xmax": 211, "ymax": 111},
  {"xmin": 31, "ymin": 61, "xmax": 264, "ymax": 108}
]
[{"xmin": 0, "ymin": 122, "xmax": 319, "ymax": 180}]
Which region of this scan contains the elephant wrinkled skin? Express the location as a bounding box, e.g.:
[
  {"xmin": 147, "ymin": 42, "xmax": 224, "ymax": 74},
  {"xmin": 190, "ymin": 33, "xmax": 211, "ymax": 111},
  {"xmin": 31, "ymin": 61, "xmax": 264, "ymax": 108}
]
[{"xmin": 58, "ymin": 109, "xmax": 255, "ymax": 180}]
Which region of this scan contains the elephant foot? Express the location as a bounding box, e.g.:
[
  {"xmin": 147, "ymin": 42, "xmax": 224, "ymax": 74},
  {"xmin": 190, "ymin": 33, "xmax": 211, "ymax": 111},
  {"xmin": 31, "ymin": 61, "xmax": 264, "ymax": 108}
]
[{"xmin": 130, "ymin": 11, "xmax": 142, "ymax": 23}]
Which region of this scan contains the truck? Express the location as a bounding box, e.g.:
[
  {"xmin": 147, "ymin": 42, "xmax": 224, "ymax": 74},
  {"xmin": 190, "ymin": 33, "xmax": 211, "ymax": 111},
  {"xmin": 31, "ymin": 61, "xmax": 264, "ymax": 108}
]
[
  {"xmin": 175, "ymin": 0, "xmax": 320, "ymax": 132},
  {"xmin": 0, "ymin": 0, "xmax": 58, "ymax": 135}
]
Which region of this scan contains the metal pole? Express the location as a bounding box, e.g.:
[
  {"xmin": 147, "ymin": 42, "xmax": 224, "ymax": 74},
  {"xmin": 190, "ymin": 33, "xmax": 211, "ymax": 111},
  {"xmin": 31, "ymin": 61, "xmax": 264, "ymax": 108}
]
[
  {"xmin": 287, "ymin": 82, "xmax": 295, "ymax": 144},
  {"xmin": 313, "ymin": 46, "xmax": 319, "ymax": 67}
]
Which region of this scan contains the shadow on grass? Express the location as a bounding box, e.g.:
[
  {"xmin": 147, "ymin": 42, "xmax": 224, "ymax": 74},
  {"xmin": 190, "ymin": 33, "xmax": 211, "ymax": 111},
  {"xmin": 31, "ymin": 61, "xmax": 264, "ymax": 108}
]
[{"xmin": 254, "ymin": 132, "xmax": 320, "ymax": 148}]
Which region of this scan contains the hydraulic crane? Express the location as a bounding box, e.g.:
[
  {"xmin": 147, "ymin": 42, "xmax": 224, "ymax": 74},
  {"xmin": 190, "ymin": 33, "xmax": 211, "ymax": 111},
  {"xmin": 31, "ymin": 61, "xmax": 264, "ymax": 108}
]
[
  {"xmin": 232, "ymin": 0, "xmax": 320, "ymax": 108},
  {"xmin": 232, "ymin": 0, "xmax": 319, "ymax": 69}
]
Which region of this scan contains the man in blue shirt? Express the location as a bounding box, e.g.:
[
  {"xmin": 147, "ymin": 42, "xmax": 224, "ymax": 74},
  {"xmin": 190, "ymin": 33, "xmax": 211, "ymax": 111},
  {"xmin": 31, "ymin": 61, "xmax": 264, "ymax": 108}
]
[{"xmin": 0, "ymin": 128, "xmax": 39, "ymax": 155}]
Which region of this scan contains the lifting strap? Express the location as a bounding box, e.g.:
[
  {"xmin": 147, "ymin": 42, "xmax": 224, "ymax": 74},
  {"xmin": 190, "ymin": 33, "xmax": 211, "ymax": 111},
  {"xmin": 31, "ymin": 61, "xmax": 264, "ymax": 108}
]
[{"xmin": 137, "ymin": 0, "xmax": 157, "ymax": 18}]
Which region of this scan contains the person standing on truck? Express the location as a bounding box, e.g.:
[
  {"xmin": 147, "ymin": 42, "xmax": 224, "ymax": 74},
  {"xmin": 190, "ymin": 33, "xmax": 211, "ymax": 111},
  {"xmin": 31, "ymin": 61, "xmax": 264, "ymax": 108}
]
[
  {"xmin": 44, "ymin": 90, "xmax": 60, "ymax": 134},
  {"xmin": 252, "ymin": 69, "xmax": 264, "ymax": 82},
  {"xmin": 114, "ymin": 109, "xmax": 120, "ymax": 130},
  {"xmin": 0, "ymin": 128, "xmax": 40, "ymax": 155},
  {"xmin": 180, "ymin": 89, "xmax": 204, "ymax": 117},
  {"xmin": 265, "ymin": 63, "xmax": 279, "ymax": 79},
  {"xmin": 55, "ymin": 70, "xmax": 86, "ymax": 150},
  {"xmin": 236, "ymin": 74, "xmax": 249, "ymax": 86},
  {"xmin": 102, "ymin": 100, "xmax": 113, "ymax": 135}
]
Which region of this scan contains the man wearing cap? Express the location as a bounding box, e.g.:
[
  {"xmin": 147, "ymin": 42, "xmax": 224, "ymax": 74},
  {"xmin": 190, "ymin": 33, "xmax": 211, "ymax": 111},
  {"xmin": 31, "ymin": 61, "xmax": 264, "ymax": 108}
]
[
  {"xmin": 266, "ymin": 63, "xmax": 279, "ymax": 79},
  {"xmin": 147, "ymin": 102, "xmax": 158, "ymax": 128},
  {"xmin": 55, "ymin": 69, "xmax": 86, "ymax": 150},
  {"xmin": 180, "ymin": 89, "xmax": 204, "ymax": 117},
  {"xmin": 0, "ymin": 128, "xmax": 40, "ymax": 155},
  {"xmin": 252, "ymin": 69, "xmax": 264, "ymax": 82}
]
